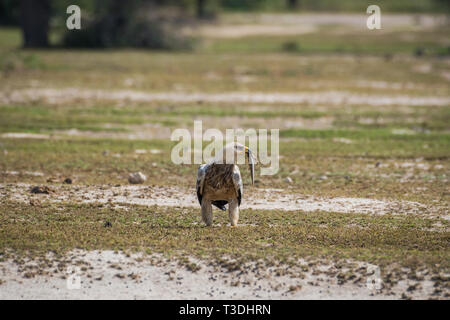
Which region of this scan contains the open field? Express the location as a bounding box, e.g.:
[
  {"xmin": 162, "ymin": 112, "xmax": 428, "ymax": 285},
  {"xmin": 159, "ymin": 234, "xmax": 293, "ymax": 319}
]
[{"xmin": 0, "ymin": 13, "xmax": 449, "ymax": 299}]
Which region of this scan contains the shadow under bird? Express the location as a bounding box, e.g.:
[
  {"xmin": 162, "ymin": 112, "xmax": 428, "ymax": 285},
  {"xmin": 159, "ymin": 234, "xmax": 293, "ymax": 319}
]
[{"xmin": 196, "ymin": 142, "xmax": 255, "ymax": 226}]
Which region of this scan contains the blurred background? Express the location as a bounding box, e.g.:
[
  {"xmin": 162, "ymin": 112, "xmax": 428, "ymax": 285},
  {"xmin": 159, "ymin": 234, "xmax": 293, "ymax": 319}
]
[{"xmin": 1, "ymin": 0, "xmax": 449, "ymax": 50}]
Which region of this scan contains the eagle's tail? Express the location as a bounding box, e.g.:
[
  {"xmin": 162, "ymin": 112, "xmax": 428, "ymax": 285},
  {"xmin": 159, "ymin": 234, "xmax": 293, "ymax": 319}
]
[{"xmin": 212, "ymin": 200, "xmax": 228, "ymax": 211}]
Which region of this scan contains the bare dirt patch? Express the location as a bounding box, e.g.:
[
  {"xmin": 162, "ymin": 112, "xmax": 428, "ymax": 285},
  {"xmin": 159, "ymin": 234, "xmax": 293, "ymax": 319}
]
[
  {"xmin": 0, "ymin": 249, "xmax": 446, "ymax": 299},
  {"xmin": 0, "ymin": 183, "xmax": 437, "ymax": 217},
  {"xmin": 2, "ymin": 88, "xmax": 449, "ymax": 107},
  {"xmin": 194, "ymin": 13, "xmax": 448, "ymax": 40},
  {"xmin": 0, "ymin": 133, "xmax": 51, "ymax": 139},
  {"xmin": 183, "ymin": 24, "xmax": 317, "ymax": 38}
]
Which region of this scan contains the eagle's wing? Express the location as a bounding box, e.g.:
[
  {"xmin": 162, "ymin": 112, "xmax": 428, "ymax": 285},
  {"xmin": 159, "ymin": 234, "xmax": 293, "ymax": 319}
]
[
  {"xmin": 232, "ymin": 165, "xmax": 243, "ymax": 206},
  {"xmin": 196, "ymin": 164, "xmax": 208, "ymax": 206}
]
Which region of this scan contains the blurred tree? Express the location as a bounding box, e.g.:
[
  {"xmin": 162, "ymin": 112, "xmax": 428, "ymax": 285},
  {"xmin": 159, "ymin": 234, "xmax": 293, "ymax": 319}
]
[
  {"xmin": 0, "ymin": 0, "xmax": 19, "ymax": 25},
  {"xmin": 19, "ymin": 0, "xmax": 50, "ymax": 48},
  {"xmin": 287, "ymin": 0, "xmax": 300, "ymax": 10},
  {"xmin": 433, "ymin": 0, "xmax": 450, "ymax": 12},
  {"xmin": 63, "ymin": 0, "xmax": 193, "ymax": 49},
  {"xmin": 196, "ymin": 0, "xmax": 206, "ymax": 18},
  {"xmin": 220, "ymin": 0, "xmax": 268, "ymax": 11}
]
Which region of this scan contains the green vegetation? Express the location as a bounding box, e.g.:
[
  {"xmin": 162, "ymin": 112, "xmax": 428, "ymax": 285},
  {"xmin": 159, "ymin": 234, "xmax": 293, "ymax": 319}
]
[
  {"xmin": 0, "ymin": 202, "xmax": 447, "ymax": 272},
  {"xmin": 1, "ymin": 135, "xmax": 449, "ymax": 207},
  {"xmin": 206, "ymin": 31, "xmax": 450, "ymax": 56},
  {"xmin": 220, "ymin": 0, "xmax": 449, "ymax": 13}
]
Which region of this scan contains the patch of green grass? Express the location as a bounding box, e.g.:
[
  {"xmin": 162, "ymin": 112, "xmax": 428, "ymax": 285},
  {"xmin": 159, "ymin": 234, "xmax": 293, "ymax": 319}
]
[
  {"xmin": 0, "ymin": 201, "xmax": 447, "ymax": 271},
  {"xmin": 0, "ymin": 42, "xmax": 448, "ymax": 94},
  {"xmin": 0, "ymin": 28, "xmax": 21, "ymax": 50},
  {"xmin": 205, "ymin": 29, "xmax": 450, "ymax": 56},
  {"xmin": 281, "ymin": 128, "xmax": 450, "ymax": 141},
  {"xmin": 163, "ymin": 105, "xmax": 325, "ymax": 119},
  {"xmin": 0, "ymin": 104, "xmax": 186, "ymax": 133},
  {"xmin": 279, "ymin": 129, "xmax": 450, "ymax": 161},
  {"xmin": 0, "ymin": 101, "xmax": 448, "ymax": 135},
  {"xmin": 0, "ymin": 51, "xmax": 46, "ymax": 73},
  {"xmin": 0, "ymin": 136, "xmax": 448, "ymax": 206}
]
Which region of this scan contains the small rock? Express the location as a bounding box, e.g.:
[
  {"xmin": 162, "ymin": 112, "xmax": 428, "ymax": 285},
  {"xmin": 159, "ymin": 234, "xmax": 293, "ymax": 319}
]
[
  {"xmin": 30, "ymin": 186, "xmax": 52, "ymax": 194},
  {"xmin": 288, "ymin": 285, "xmax": 301, "ymax": 292},
  {"xmin": 63, "ymin": 178, "xmax": 72, "ymax": 184},
  {"xmin": 414, "ymin": 47, "xmax": 425, "ymax": 57},
  {"xmin": 128, "ymin": 172, "xmax": 146, "ymax": 184},
  {"xmin": 383, "ymin": 53, "xmax": 393, "ymax": 61},
  {"xmin": 284, "ymin": 177, "xmax": 293, "ymax": 184},
  {"xmin": 401, "ymin": 293, "xmax": 411, "ymax": 300},
  {"xmin": 29, "ymin": 199, "xmax": 41, "ymax": 206},
  {"xmin": 407, "ymin": 283, "xmax": 420, "ymax": 292}
]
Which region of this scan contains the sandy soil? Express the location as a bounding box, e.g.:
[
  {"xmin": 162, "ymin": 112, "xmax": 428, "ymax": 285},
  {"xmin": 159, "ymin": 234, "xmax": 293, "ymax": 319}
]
[
  {"xmin": 183, "ymin": 24, "xmax": 317, "ymax": 38},
  {"xmin": 0, "ymin": 183, "xmax": 438, "ymax": 218},
  {"xmin": 0, "ymin": 115, "xmax": 335, "ymax": 140},
  {"xmin": 0, "ymin": 250, "xmax": 444, "ymax": 300},
  {"xmin": 2, "ymin": 88, "xmax": 449, "ymax": 107},
  {"xmin": 224, "ymin": 13, "xmax": 447, "ymax": 29},
  {"xmin": 183, "ymin": 13, "xmax": 448, "ymax": 39}
]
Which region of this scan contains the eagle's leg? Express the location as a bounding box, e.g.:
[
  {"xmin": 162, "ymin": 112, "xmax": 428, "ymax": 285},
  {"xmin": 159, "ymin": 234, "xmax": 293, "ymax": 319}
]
[
  {"xmin": 201, "ymin": 199, "xmax": 213, "ymax": 226},
  {"xmin": 228, "ymin": 198, "xmax": 239, "ymax": 226}
]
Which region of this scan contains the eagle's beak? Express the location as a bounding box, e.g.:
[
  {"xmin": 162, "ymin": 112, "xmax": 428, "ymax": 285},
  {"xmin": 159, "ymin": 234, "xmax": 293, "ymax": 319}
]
[{"xmin": 246, "ymin": 147, "xmax": 255, "ymax": 185}]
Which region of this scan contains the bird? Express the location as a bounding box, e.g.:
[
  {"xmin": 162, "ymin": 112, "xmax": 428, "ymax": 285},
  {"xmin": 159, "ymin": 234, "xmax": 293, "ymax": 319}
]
[{"xmin": 196, "ymin": 142, "xmax": 255, "ymax": 227}]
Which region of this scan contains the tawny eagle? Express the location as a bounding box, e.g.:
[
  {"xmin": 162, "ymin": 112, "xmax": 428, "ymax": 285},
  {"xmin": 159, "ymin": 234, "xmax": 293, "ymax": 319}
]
[{"xmin": 196, "ymin": 143, "xmax": 255, "ymax": 226}]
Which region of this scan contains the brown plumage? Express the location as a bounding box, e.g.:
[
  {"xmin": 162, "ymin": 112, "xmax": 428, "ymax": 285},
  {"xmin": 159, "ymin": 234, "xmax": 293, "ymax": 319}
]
[
  {"xmin": 199, "ymin": 163, "xmax": 240, "ymax": 210},
  {"xmin": 204, "ymin": 163, "xmax": 234, "ymax": 190}
]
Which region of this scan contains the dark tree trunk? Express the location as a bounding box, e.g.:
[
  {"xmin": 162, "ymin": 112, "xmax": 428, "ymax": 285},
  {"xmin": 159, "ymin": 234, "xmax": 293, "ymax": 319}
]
[
  {"xmin": 196, "ymin": 0, "xmax": 206, "ymax": 19},
  {"xmin": 287, "ymin": 0, "xmax": 300, "ymax": 10},
  {"xmin": 19, "ymin": 0, "xmax": 50, "ymax": 48}
]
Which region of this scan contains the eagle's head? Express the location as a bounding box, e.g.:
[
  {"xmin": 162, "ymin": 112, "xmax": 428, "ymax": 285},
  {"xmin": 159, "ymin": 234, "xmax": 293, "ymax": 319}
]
[{"xmin": 215, "ymin": 142, "xmax": 255, "ymax": 185}]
